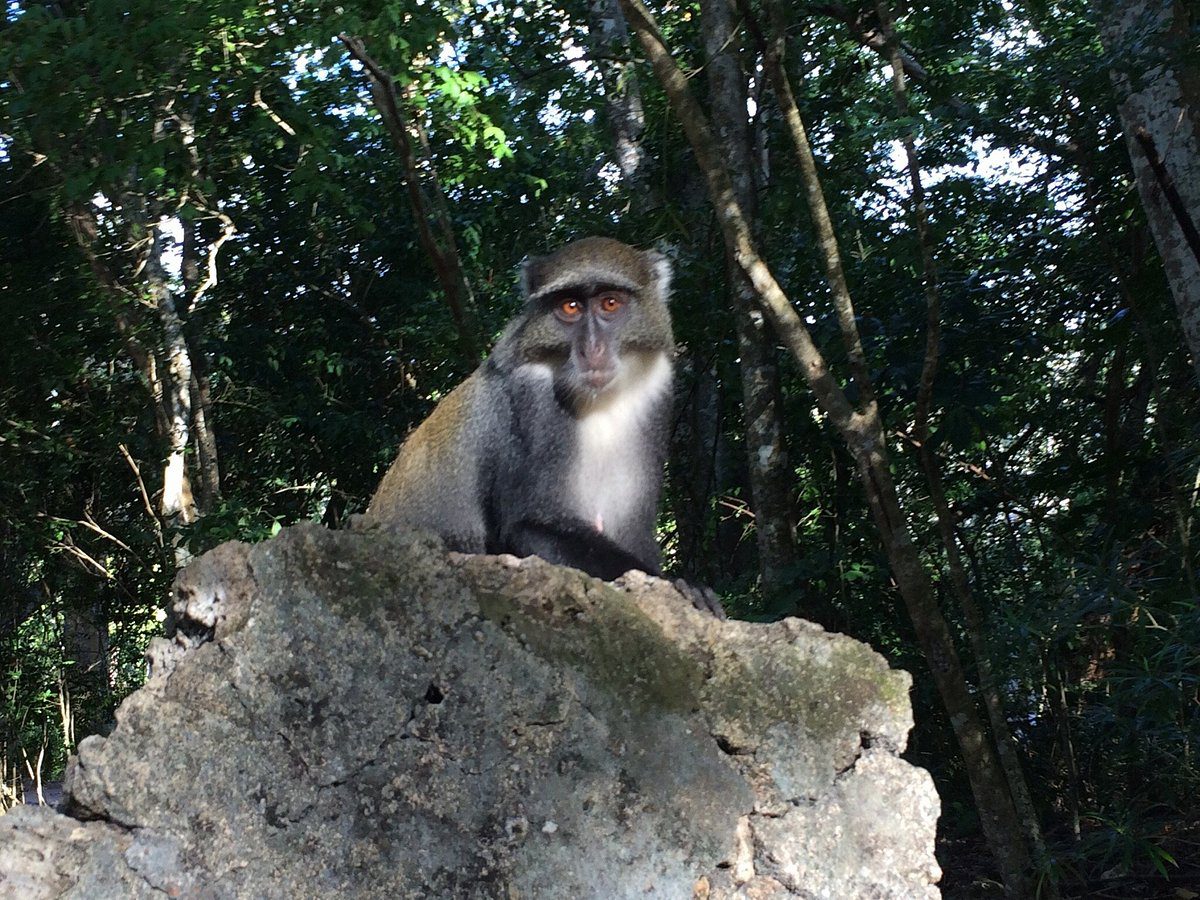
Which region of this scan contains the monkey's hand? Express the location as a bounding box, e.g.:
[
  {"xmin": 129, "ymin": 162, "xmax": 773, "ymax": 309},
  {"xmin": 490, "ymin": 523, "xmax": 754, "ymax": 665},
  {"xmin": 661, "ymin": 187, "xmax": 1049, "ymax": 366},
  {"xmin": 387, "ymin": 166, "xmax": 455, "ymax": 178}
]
[
  {"xmin": 502, "ymin": 518, "xmax": 657, "ymax": 582},
  {"xmin": 672, "ymin": 579, "xmax": 727, "ymax": 620}
]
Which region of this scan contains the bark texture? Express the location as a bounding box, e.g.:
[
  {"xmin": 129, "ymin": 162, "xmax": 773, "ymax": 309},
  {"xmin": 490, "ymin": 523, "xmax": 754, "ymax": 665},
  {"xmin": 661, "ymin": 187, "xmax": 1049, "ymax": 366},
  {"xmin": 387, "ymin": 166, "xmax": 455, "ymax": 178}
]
[
  {"xmin": 1099, "ymin": 0, "xmax": 1200, "ymax": 380},
  {"xmin": 0, "ymin": 525, "xmax": 941, "ymax": 898},
  {"xmin": 585, "ymin": 0, "xmax": 652, "ymax": 203},
  {"xmin": 700, "ymin": 0, "xmax": 801, "ymax": 608}
]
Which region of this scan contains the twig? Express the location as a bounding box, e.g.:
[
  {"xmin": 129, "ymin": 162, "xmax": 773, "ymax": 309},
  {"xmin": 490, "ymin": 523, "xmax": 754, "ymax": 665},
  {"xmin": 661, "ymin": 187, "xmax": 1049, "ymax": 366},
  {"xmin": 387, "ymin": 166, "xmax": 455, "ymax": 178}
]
[
  {"xmin": 187, "ymin": 207, "xmax": 236, "ymax": 311},
  {"xmin": 50, "ymin": 538, "xmax": 111, "ymax": 580},
  {"xmin": 252, "ymin": 84, "xmax": 298, "ymax": 136},
  {"xmin": 118, "ymin": 443, "xmax": 164, "ymax": 548}
]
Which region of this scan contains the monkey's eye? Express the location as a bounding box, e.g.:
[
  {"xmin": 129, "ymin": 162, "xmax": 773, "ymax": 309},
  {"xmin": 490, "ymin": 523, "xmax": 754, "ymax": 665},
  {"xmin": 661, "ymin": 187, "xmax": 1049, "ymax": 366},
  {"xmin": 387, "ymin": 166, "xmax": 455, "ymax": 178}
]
[
  {"xmin": 557, "ymin": 299, "xmax": 583, "ymax": 320},
  {"xmin": 598, "ymin": 294, "xmax": 624, "ymax": 314}
]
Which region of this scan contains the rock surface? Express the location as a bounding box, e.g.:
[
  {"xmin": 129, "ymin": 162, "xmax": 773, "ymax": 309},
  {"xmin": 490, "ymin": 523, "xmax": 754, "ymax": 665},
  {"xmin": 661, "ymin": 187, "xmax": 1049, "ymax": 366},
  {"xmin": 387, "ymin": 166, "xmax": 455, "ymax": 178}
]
[{"xmin": 0, "ymin": 524, "xmax": 940, "ymax": 898}]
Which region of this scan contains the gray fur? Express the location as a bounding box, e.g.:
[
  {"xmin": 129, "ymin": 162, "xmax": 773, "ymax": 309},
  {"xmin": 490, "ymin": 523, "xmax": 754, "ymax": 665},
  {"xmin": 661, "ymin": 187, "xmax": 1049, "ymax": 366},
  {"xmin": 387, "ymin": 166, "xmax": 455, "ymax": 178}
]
[{"xmin": 365, "ymin": 237, "xmax": 676, "ymax": 581}]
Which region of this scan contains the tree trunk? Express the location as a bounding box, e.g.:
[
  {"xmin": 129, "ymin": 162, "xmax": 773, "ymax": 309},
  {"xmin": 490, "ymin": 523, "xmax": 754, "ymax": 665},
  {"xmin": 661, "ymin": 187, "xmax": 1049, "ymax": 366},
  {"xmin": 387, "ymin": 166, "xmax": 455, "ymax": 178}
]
[
  {"xmin": 700, "ymin": 0, "xmax": 802, "ymax": 614},
  {"xmin": 1097, "ymin": 0, "xmax": 1200, "ymax": 381},
  {"xmin": 876, "ymin": 1, "xmax": 1050, "ymax": 876},
  {"xmin": 851, "ymin": 433, "xmax": 1034, "ymax": 896},
  {"xmin": 64, "ymin": 201, "xmax": 199, "ymax": 566},
  {"xmin": 617, "ymin": 0, "xmax": 1035, "ymax": 890},
  {"xmin": 671, "ymin": 352, "xmax": 722, "ymax": 579},
  {"xmin": 143, "ymin": 223, "xmax": 198, "ymax": 540},
  {"xmin": 62, "ymin": 597, "xmax": 109, "ymax": 737},
  {"xmin": 1044, "ymin": 650, "xmax": 1082, "ymax": 840},
  {"xmin": 189, "ymin": 371, "xmax": 221, "ymax": 512},
  {"xmin": 585, "ymin": 0, "xmax": 654, "ymax": 206},
  {"xmin": 181, "ymin": 218, "xmax": 222, "ymax": 513}
]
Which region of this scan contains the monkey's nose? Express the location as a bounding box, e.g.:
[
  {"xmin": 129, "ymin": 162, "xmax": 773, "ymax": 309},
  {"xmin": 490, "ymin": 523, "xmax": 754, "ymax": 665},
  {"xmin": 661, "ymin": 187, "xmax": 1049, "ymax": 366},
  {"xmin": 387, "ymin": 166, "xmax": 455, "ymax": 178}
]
[{"xmin": 583, "ymin": 341, "xmax": 609, "ymax": 368}]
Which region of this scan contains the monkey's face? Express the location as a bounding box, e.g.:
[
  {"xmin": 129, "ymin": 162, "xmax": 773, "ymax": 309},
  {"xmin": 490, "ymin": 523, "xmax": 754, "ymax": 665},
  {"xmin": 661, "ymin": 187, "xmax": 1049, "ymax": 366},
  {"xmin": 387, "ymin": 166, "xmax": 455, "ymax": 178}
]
[
  {"xmin": 551, "ymin": 284, "xmax": 632, "ymax": 393},
  {"xmin": 525, "ymin": 281, "xmax": 669, "ymax": 410},
  {"xmin": 515, "ymin": 237, "xmax": 675, "ymax": 410}
]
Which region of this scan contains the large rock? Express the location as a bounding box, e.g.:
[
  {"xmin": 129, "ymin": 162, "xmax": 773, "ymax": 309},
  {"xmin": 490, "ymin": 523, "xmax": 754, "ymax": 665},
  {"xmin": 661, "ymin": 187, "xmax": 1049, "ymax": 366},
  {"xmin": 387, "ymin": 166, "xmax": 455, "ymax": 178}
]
[{"xmin": 0, "ymin": 524, "xmax": 940, "ymax": 898}]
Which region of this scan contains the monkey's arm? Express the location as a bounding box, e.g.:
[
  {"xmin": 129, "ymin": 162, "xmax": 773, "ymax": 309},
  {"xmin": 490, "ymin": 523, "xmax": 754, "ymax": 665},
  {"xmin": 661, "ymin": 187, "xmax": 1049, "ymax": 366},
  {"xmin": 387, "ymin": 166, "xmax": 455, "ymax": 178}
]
[{"xmin": 501, "ymin": 518, "xmax": 660, "ymax": 582}]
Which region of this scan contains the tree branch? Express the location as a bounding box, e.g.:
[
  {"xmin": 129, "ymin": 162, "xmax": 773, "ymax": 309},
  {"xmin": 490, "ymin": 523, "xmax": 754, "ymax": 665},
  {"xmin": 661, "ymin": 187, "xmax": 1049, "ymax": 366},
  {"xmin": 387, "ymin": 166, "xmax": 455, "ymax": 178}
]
[
  {"xmin": 615, "ymin": 0, "xmax": 862, "ymax": 436},
  {"xmin": 337, "ymin": 33, "xmax": 479, "ymax": 361}
]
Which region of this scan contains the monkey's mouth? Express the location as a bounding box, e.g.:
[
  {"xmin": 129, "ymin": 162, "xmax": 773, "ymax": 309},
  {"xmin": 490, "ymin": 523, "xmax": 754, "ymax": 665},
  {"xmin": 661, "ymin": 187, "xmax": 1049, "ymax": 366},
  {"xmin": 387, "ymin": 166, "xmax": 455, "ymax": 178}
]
[{"xmin": 583, "ymin": 369, "xmax": 615, "ymax": 390}]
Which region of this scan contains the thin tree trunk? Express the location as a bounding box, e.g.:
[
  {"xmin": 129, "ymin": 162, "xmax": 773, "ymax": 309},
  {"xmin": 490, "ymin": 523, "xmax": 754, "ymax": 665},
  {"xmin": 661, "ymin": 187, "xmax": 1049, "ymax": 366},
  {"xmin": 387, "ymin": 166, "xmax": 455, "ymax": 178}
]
[
  {"xmin": 338, "ymin": 33, "xmax": 479, "ymax": 362},
  {"xmin": 617, "ymin": 0, "xmax": 1034, "ymax": 890},
  {"xmin": 876, "ymin": 1, "xmax": 1050, "ymax": 878},
  {"xmin": 585, "ymin": 0, "xmax": 654, "ymax": 206},
  {"xmin": 827, "ymin": 444, "xmax": 851, "ymax": 613},
  {"xmin": 672, "ymin": 353, "xmax": 722, "ymax": 579},
  {"xmin": 64, "ymin": 202, "xmax": 194, "ymax": 565},
  {"xmin": 189, "ymin": 371, "xmax": 221, "ymax": 511},
  {"xmin": 1102, "ymin": 342, "xmax": 1131, "ymax": 516},
  {"xmin": 1044, "ymin": 651, "xmax": 1082, "ymax": 841},
  {"xmin": 407, "ymin": 94, "xmax": 478, "ymax": 327},
  {"xmin": 61, "ymin": 599, "xmax": 109, "ymax": 739},
  {"xmin": 700, "ymin": 0, "xmax": 802, "ymax": 614},
  {"xmin": 181, "ymin": 218, "xmax": 222, "ymax": 512},
  {"xmin": 141, "ymin": 223, "xmax": 198, "ymax": 541},
  {"xmin": 1097, "ymin": 0, "xmax": 1200, "ymax": 381},
  {"xmin": 743, "ymin": 2, "xmax": 876, "ymax": 410}
]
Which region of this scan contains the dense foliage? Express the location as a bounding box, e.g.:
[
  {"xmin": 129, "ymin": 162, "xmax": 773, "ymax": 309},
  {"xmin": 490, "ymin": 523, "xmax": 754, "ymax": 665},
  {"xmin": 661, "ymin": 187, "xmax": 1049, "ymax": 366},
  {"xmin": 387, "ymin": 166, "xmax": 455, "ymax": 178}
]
[{"xmin": 2, "ymin": 0, "xmax": 1197, "ymax": 894}]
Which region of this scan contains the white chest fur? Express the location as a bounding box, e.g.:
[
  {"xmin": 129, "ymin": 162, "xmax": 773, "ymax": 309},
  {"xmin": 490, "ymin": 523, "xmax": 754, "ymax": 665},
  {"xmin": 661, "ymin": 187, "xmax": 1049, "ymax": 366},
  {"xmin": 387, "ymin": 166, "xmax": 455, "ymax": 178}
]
[{"xmin": 572, "ymin": 352, "xmax": 671, "ymax": 534}]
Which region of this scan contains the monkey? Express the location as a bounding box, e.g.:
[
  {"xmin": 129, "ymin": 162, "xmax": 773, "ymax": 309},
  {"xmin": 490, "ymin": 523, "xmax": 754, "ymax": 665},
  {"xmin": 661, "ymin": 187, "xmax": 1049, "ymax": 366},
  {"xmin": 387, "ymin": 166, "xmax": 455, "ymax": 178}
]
[{"xmin": 363, "ymin": 236, "xmax": 725, "ymax": 618}]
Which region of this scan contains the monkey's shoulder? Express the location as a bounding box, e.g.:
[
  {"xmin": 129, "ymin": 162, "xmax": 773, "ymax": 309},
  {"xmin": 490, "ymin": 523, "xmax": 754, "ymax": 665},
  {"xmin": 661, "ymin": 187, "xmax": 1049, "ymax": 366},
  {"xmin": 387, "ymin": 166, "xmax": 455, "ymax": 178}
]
[
  {"xmin": 363, "ymin": 372, "xmax": 488, "ymax": 532},
  {"xmin": 410, "ymin": 373, "xmax": 482, "ymax": 445},
  {"xmin": 373, "ymin": 375, "xmax": 483, "ymax": 487}
]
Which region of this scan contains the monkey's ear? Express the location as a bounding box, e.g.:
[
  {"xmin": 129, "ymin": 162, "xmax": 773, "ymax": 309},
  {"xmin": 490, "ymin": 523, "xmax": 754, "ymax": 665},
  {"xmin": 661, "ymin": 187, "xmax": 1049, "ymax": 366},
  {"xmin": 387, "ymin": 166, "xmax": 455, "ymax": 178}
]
[
  {"xmin": 518, "ymin": 255, "xmax": 546, "ymax": 300},
  {"xmin": 645, "ymin": 249, "xmax": 674, "ymax": 301}
]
